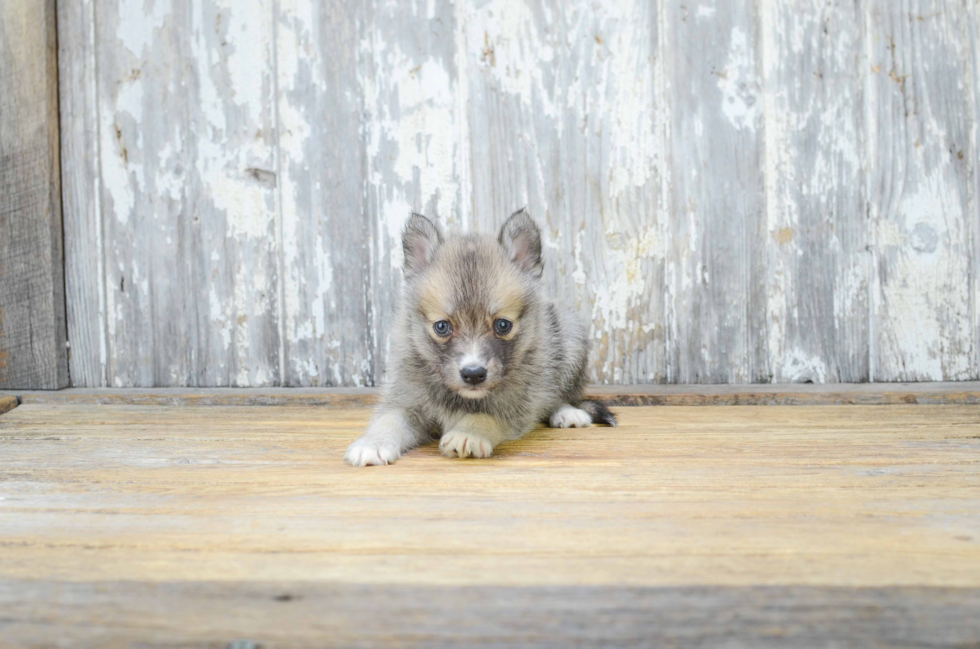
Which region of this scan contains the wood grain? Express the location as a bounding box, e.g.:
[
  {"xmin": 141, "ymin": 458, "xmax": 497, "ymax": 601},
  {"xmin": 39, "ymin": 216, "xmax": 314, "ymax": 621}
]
[
  {"xmin": 276, "ymin": 0, "xmax": 374, "ymax": 387},
  {"xmin": 2, "ymin": 582, "xmax": 977, "ymax": 648},
  {"xmin": 56, "ymin": 0, "xmax": 980, "ymax": 387},
  {"xmin": 762, "ymin": 0, "xmax": 869, "ymax": 383},
  {"xmin": 866, "ymin": 0, "xmax": 978, "ymax": 382},
  {"xmin": 664, "ymin": 0, "xmax": 768, "ymax": 384},
  {"xmin": 58, "ymin": 0, "xmax": 106, "ymax": 388},
  {"xmin": 93, "ymin": 0, "xmax": 281, "ymax": 387},
  {"xmin": 1, "ymin": 404, "xmax": 978, "ymax": 586},
  {"xmin": 973, "ymin": 1, "xmax": 980, "ymax": 383},
  {"xmin": 0, "ymin": 402, "xmax": 978, "ymax": 645},
  {"xmin": 0, "ymin": 0, "xmax": 68, "ymax": 390},
  {"xmin": 6, "ymin": 381, "xmax": 980, "ymax": 407}
]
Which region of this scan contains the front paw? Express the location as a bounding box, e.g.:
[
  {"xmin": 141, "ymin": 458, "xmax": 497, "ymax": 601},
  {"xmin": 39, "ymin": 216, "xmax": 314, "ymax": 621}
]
[
  {"xmin": 344, "ymin": 436, "xmax": 401, "ymax": 467},
  {"xmin": 549, "ymin": 404, "xmax": 592, "ymax": 428},
  {"xmin": 439, "ymin": 430, "xmax": 494, "ymax": 459}
]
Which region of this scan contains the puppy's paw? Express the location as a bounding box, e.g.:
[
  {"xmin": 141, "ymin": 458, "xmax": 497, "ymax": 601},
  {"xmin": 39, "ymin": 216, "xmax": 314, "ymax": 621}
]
[
  {"xmin": 344, "ymin": 436, "xmax": 401, "ymax": 467},
  {"xmin": 549, "ymin": 404, "xmax": 592, "ymax": 428},
  {"xmin": 440, "ymin": 430, "xmax": 494, "ymax": 459}
]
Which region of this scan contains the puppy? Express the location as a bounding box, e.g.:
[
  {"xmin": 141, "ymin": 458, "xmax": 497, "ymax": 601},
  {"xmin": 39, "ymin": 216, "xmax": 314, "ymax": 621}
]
[{"xmin": 344, "ymin": 208, "xmax": 616, "ymax": 466}]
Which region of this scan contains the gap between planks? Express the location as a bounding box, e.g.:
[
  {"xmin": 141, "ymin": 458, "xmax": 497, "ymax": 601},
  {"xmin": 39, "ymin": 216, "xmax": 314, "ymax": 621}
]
[{"xmin": 2, "ymin": 381, "xmax": 980, "ymax": 408}]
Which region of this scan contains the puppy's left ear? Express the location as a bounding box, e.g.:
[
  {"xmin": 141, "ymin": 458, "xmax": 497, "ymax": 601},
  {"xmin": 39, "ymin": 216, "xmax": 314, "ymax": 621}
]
[{"xmin": 498, "ymin": 207, "xmax": 543, "ymax": 278}]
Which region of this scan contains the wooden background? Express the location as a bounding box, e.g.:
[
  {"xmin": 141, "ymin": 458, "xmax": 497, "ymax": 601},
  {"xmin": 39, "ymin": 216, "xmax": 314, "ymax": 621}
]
[
  {"xmin": 0, "ymin": 0, "xmax": 68, "ymax": 389},
  {"xmin": 54, "ymin": 0, "xmax": 979, "ymax": 388}
]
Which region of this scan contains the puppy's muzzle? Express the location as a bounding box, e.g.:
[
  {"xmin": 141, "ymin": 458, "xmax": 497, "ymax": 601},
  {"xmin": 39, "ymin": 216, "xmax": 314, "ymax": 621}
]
[{"xmin": 460, "ymin": 365, "xmax": 487, "ymax": 385}]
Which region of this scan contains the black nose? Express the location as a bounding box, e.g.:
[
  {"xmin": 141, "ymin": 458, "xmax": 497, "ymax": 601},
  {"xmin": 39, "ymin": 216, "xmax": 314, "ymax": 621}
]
[{"xmin": 460, "ymin": 366, "xmax": 487, "ymax": 385}]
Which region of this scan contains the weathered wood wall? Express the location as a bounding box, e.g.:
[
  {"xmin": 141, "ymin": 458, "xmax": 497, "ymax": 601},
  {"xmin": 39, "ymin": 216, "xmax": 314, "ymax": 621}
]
[
  {"xmin": 0, "ymin": 0, "xmax": 69, "ymax": 390},
  {"xmin": 58, "ymin": 0, "xmax": 979, "ymax": 387}
]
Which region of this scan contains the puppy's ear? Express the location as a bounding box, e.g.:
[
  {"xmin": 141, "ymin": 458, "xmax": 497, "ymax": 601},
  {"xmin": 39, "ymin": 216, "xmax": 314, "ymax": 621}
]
[
  {"xmin": 498, "ymin": 207, "xmax": 543, "ymax": 278},
  {"xmin": 402, "ymin": 213, "xmax": 443, "ymax": 278}
]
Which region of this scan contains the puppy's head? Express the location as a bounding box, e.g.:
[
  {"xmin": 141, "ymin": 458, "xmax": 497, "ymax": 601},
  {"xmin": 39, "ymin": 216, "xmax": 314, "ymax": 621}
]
[{"xmin": 401, "ymin": 208, "xmax": 543, "ymax": 399}]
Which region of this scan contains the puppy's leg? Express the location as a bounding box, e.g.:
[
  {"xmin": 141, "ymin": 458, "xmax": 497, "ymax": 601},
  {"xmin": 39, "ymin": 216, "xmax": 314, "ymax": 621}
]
[
  {"xmin": 439, "ymin": 414, "xmax": 509, "ymax": 459},
  {"xmin": 345, "ymin": 409, "xmax": 425, "ymax": 467},
  {"xmin": 548, "ymin": 403, "xmax": 592, "ymax": 428}
]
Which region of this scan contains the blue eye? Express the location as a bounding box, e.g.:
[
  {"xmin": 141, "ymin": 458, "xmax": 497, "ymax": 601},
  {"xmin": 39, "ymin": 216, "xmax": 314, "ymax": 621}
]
[
  {"xmin": 433, "ymin": 320, "xmax": 452, "ymax": 336},
  {"xmin": 493, "ymin": 318, "xmax": 513, "ymax": 335}
]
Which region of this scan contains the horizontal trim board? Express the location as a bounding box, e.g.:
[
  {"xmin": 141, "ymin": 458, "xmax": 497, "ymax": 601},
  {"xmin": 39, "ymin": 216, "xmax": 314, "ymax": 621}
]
[
  {"xmin": 4, "ymin": 582, "xmax": 979, "ymax": 647},
  {"xmin": 4, "ymin": 382, "xmax": 980, "ymax": 408}
]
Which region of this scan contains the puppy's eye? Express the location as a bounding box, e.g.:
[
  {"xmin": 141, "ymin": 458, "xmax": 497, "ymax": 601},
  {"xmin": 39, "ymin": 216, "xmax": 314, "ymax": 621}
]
[
  {"xmin": 433, "ymin": 320, "xmax": 452, "ymax": 337},
  {"xmin": 493, "ymin": 318, "xmax": 513, "ymax": 335}
]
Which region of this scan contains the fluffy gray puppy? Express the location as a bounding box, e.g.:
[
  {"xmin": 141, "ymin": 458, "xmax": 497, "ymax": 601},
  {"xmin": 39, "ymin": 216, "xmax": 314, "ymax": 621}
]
[{"xmin": 345, "ymin": 208, "xmax": 615, "ymax": 466}]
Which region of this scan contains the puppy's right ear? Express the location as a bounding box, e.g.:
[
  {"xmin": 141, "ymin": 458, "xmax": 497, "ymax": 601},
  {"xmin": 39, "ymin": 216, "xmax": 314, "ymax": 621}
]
[{"xmin": 402, "ymin": 213, "xmax": 443, "ymax": 278}]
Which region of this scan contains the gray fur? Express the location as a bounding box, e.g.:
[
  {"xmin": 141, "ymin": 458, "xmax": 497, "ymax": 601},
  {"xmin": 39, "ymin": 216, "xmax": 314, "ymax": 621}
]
[{"xmin": 345, "ymin": 209, "xmax": 616, "ymax": 466}]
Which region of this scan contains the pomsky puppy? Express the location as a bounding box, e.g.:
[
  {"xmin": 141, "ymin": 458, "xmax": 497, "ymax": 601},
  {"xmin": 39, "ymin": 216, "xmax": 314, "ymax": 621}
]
[{"xmin": 344, "ymin": 208, "xmax": 616, "ymax": 466}]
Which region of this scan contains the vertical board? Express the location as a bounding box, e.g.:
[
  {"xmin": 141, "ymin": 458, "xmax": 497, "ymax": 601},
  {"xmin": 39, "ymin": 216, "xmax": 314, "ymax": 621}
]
[
  {"xmin": 970, "ymin": 1, "xmax": 980, "ymax": 381},
  {"xmin": 59, "ymin": 0, "xmax": 107, "ymax": 387},
  {"xmin": 664, "ymin": 0, "xmax": 769, "ymax": 383},
  {"xmin": 276, "ymin": 0, "xmax": 372, "ymax": 386},
  {"xmin": 362, "ymin": 0, "xmax": 466, "ymax": 385},
  {"xmin": 96, "ymin": 0, "xmax": 281, "ymax": 386},
  {"xmin": 463, "ymin": 0, "xmax": 666, "ymax": 383},
  {"xmin": 0, "ymin": 0, "xmax": 69, "ymax": 390},
  {"xmin": 866, "ymin": 0, "xmax": 977, "ymax": 381},
  {"xmin": 762, "ymin": 0, "xmax": 869, "ymax": 383}
]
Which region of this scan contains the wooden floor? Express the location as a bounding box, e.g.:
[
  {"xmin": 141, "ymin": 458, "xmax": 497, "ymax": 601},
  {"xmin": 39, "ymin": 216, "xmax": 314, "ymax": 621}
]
[{"xmin": 1, "ymin": 402, "xmax": 979, "ymax": 647}]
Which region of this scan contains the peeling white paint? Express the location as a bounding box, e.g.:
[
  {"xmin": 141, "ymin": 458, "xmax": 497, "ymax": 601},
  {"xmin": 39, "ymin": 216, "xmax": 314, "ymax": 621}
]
[
  {"xmin": 117, "ymin": 0, "xmax": 170, "ymax": 56},
  {"xmin": 717, "ymin": 26, "xmax": 759, "ymax": 131},
  {"xmin": 209, "ymin": 284, "xmax": 232, "ymax": 351},
  {"xmin": 781, "ymin": 349, "xmax": 829, "ymax": 384},
  {"xmin": 603, "ymin": 2, "xmax": 656, "ymax": 199},
  {"xmin": 877, "ymin": 168, "xmax": 973, "ymax": 380},
  {"xmin": 591, "ymin": 226, "xmax": 661, "ymax": 333},
  {"xmin": 362, "ymin": 38, "xmax": 460, "ymax": 255},
  {"xmin": 571, "ymin": 229, "xmax": 587, "ymax": 286},
  {"xmin": 276, "ymin": 0, "xmax": 318, "ymax": 370},
  {"xmin": 696, "ymin": 6, "xmax": 716, "ymax": 20},
  {"xmin": 463, "ymin": 0, "xmax": 557, "ymax": 118}
]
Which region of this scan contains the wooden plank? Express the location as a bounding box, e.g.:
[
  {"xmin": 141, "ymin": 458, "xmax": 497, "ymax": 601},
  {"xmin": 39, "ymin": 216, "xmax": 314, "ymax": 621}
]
[
  {"xmin": 762, "ymin": 0, "xmax": 869, "ymax": 383},
  {"xmin": 57, "ymin": 0, "xmax": 106, "ymax": 387},
  {"xmin": 361, "ymin": 0, "xmax": 467, "ymax": 385},
  {"xmin": 971, "ymin": 2, "xmax": 980, "ymax": 387},
  {"xmin": 0, "ymin": 403, "xmax": 978, "ymax": 587},
  {"xmin": 664, "ymin": 0, "xmax": 769, "ymax": 383},
  {"xmin": 276, "ymin": 0, "xmax": 373, "ymax": 386},
  {"xmin": 94, "ymin": 0, "xmax": 281, "ymax": 387},
  {"xmin": 0, "ymin": 395, "xmax": 17, "ymax": 415},
  {"xmin": 0, "ymin": 0, "xmax": 68, "ymax": 390},
  {"xmin": 463, "ymin": 1, "xmax": 666, "ymax": 384},
  {"xmin": 866, "ymin": 0, "xmax": 977, "ymax": 381},
  {"xmin": 6, "ymin": 381, "xmax": 980, "ymax": 407},
  {"xmin": 587, "ymin": 381, "xmax": 980, "ymax": 406},
  {"xmin": 9, "ymin": 387, "xmax": 381, "ymax": 407},
  {"xmin": 1, "ymin": 581, "xmax": 978, "ymax": 648}
]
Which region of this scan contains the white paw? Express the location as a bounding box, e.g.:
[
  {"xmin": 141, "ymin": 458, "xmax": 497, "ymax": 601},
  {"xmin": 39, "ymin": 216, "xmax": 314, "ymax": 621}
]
[
  {"xmin": 344, "ymin": 436, "xmax": 401, "ymax": 467},
  {"xmin": 439, "ymin": 431, "xmax": 494, "ymax": 459},
  {"xmin": 549, "ymin": 405, "xmax": 592, "ymax": 428}
]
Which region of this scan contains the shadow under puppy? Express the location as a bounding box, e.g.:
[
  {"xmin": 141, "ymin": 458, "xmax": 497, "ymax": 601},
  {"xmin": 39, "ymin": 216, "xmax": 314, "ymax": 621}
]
[{"xmin": 345, "ymin": 209, "xmax": 616, "ymax": 466}]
